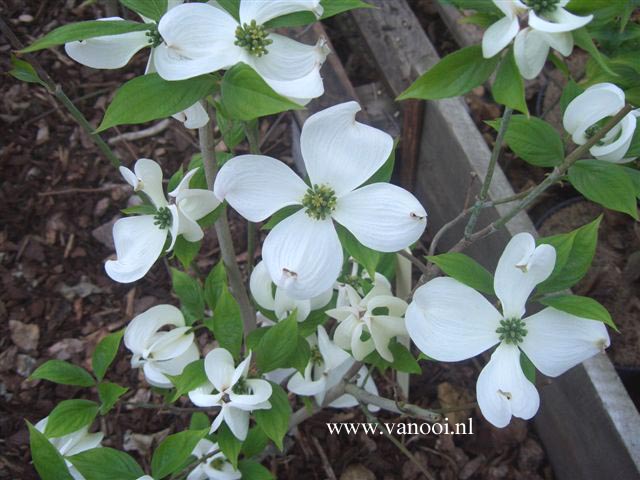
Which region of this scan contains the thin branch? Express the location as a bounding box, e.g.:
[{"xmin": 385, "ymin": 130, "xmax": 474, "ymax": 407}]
[
  {"xmin": 108, "ymin": 119, "xmax": 171, "ymax": 144},
  {"xmin": 169, "ymin": 448, "xmax": 220, "ymax": 480},
  {"xmin": 244, "ymin": 121, "xmax": 262, "ymax": 277},
  {"xmin": 123, "ymin": 402, "xmax": 216, "ymax": 414},
  {"xmin": 397, "ymin": 249, "xmax": 429, "ymax": 276}
]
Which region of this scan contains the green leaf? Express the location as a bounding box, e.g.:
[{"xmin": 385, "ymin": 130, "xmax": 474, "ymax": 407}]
[
  {"xmin": 537, "ymin": 216, "xmax": 601, "ymax": 294},
  {"xmin": 520, "ymin": 352, "xmax": 536, "ymax": 384},
  {"xmin": 167, "ymin": 359, "xmax": 207, "ymax": 402},
  {"xmin": 204, "ymin": 261, "xmax": 227, "ymax": 311},
  {"xmin": 241, "ymin": 427, "xmax": 269, "ymax": 458},
  {"xmin": 68, "ymin": 447, "xmax": 144, "ymax": 480},
  {"xmin": 625, "ymin": 126, "xmax": 640, "ymax": 159},
  {"xmin": 398, "ymin": 45, "xmax": 500, "ymax": 100},
  {"xmin": 27, "ymin": 421, "xmax": 74, "ymax": 480},
  {"xmin": 444, "ymin": 0, "xmax": 502, "ymax": 14},
  {"xmin": 388, "ymin": 341, "xmax": 421, "ymax": 374},
  {"xmin": 255, "ymin": 314, "xmax": 299, "ymax": 372},
  {"xmin": 254, "ymin": 383, "xmax": 291, "ymax": 450},
  {"xmin": 216, "ymin": 0, "xmax": 240, "ymax": 20},
  {"xmin": 30, "ymin": 360, "xmax": 95, "ymax": 387},
  {"xmin": 173, "ymin": 237, "xmax": 201, "ymax": 270},
  {"xmin": 221, "ymin": 63, "xmax": 302, "ymax": 121},
  {"xmin": 92, "ymin": 329, "xmax": 124, "ymax": 382},
  {"xmin": 119, "ymin": 0, "xmax": 168, "ymax": 21},
  {"xmin": 238, "ymin": 460, "xmax": 274, "ymax": 480},
  {"xmin": 265, "ymin": 0, "xmax": 373, "ymax": 28},
  {"xmin": 21, "ymin": 20, "xmax": 151, "ymax": 53},
  {"xmin": 459, "ymin": 12, "xmax": 499, "ymax": 28},
  {"xmin": 559, "ymin": 79, "xmax": 584, "ymax": 115},
  {"xmin": 427, "ymin": 253, "xmax": 495, "ymax": 295},
  {"xmin": 98, "ymin": 73, "xmax": 218, "ymax": 131},
  {"xmin": 573, "ymin": 27, "xmax": 617, "ymax": 76},
  {"xmin": 121, "ymin": 203, "xmax": 157, "ymax": 215},
  {"xmin": 98, "ymin": 382, "xmax": 129, "ymax": 415},
  {"xmin": 217, "ymin": 423, "xmax": 242, "ymax": 469},
  {"xmin": 9, "ymin": 56, "xmax": 47, "ymax": 88},
  {"xmin": 262, "ymin": 205, "xmax": 303, "ymax": 230},
  {"xmin": 215, "ymin": 101, "xmax": 247, "ymax": 150},
  {"xmin": 189, "ymin": 412, "xmax": 210, "ymax": 431},
  {"xmin": 491, "ymin": 114, "xmax": 564, "ymax": 167},
  {"xmin": 540, "ymin": 294, "xmax": 617, "ymax": 330},
  {"xmin": 151, "ymin": 429, "xmax": 208, "ymax": 479},
  {"xmin": 171, "ymin": 268, "xmax": 205, "ymax": 325},
  {"xmin": 211, "ymin": 286, "xmax": 244, "ymax": 359},
  {"xmin": 492, "ymin": 47, "xmax": 528, "ymax": 115},
  {"xmin": 298, "ymin": 310, "xmax": 329, "ymax": 338},
  {"xmin": 290, "ymin": 336, "xmax": 312, "ymax": 374},
  {"xmin": 568, "ymin": 160, "xmax": 638, "ymax": 219},
  {"xmin": 45, "ymin": 400, "xmax": 100, "ymax": 438},
  {"xmin": 335, "ymin": 223, "xmax": 379, "ymax": 279}
]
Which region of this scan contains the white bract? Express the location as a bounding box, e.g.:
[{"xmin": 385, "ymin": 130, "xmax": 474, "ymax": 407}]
[
  {"xmin": 328, "ymin": 275, "xmax": 408, "ymax": 362},
  {"xmin": 155, "ymin": 0, "xmax": 330, "ymax": 104},
  {"xmin": 287, "ymin": 326, "xmax": 380, "ymax": 410},
  {"xmin": 35, "ymin": 417, "xmax": 103, "ymax": 480},
  {"xmin": 106, "ymin": 158, "xmax": 220, "ymax": 283},
  {"xmin": 189, "ymin": 348, "xmax": 272, "ymax": 441},
  {"xmin": 64, "ymin": 1, "xmax": 208, "ymax": 128},
  {"xmin": 214, "ymin": 101, "xmax": 427, "ymax": 300},
  {"xmin": 124, "ymin": 304, "xmax": 199, "ymax": 388},
  {"xmin": 406, "ymin": 233, "xmax": 610, "ymax": 428},
  {"xmin": 563, "ymin": 83, "xmax": 640, "ymax": 163},
  {"xmin": 187, "ymin": 439, "xmax": 241, "ymax": 480},
  {"xmin": 250, "ymin": 260, "xmax": 332, "ymax": 321},
  {"xmin": 482, "ymin": 0, "xmax": 592, "ymax": 79}
]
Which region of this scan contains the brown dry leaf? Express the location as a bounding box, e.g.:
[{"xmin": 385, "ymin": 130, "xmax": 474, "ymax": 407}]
[
  {"xmin": 340, "ymin": 464, "xmax": 375, "ymax": 480},
  {"xmin": 9, "ymin": 320, "xmax": 40, "ymax": 351},
  {"xmin": 437, "ymin": 381, "xmax": 473, "ymax": 426}
]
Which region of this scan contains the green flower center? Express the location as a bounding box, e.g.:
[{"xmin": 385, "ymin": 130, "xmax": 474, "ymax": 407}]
[
  {"xmin": 310, "ymin": 346, "xmax": 323, "ymax": 366},
  {"xmin": 232, "ymin": 376, "xmax": 250, "ymax": 395},
  {"xmin": 584, "ymin": 117, "xmax": 611, "ymax": 146},
  {"xmin": 234, "ymin": 20, "xmax": 272, "ymax": 57},
  {"xmin": 145, "ymin": 25, "xmax": 163, "ymax": 48},
  {"xmin": 209, "ymin": 458, "xmax": 226, "ymax": 471},
  {"xmin": 153, "ymin": 207, "xmax": 172, "ymax": 230},
  {"xmin": 302, "ymin": 184, "xmax": 337, "ymax": 220},
  {"xmin": 525, "ymin": 0, "xmax": 560, "ymax": 15},
  {"xmin": 496, "ymin": 317, "xmax": 528, "ymax": 345}
]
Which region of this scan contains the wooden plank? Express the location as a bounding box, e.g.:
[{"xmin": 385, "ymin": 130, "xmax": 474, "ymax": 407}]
[
  {"xmin": 350, "ymin": 1, "xmax": 640, "ymax": 478},
  {"xmin": 434, "ymin": 2, "xmax": 484, "ymax": 49}
]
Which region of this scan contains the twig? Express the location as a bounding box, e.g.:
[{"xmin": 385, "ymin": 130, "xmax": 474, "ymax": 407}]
[
  {"xmin": 0, "ymin": 16, "xmax": 121, "ymax": 168},
  {"xmin": 38, "ymin": 184, "xmax": 124, "ymax": 196},
  {"xmin": 168, "ymin": 448, "xmax": 220, "ymax": 480},
  {"xmin": 397, "ymin": 249, "xmax": 429, "ymax": 276},
  {"xmin": 108, "ymin": 119, "xmax": 171, "ymax": 144},
  {"xmin": 310, "ymin": 436, "xmax": 337, "ymax": 480},
  {"xmin": 123, "ymin": 402, "xmax": 216, "ymax": 413}
]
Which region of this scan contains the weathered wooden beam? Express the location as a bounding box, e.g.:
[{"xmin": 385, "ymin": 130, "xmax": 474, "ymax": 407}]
[{"xmin": 350, "ymin": 1, "xmax": 640, "ymax": 478}]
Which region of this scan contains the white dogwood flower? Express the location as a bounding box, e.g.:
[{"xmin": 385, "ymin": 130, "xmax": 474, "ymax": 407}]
[
  {"xmin": 214, "ymin": 102, "xmax": 427, "ymax": 300},
  {"xmin": 563, "ymin": 83, "xmax": 639, "ymax": 163},
  {"xmin": 64, "ymin": 1, "xmax": 208, "ymax": 128},
  {"xmin": 106, "ymin": 158, "xmax": 220, "ymax": 283},
  {"xmin": 406, "ymin": 233, "xmax": 610, "ymax": 428},
  {"xmin": 155, "ymin": 0, "xmax": 329, "ymax": 104},
  {"xmin": 328, "ymin": 275, "xmax": 408, "ymax": 362},
  {"xmin": 287, "ymin": 326, "xmax": 380, "ymax": 410},
  {"xmin": 482, "ymin": 0, "xmax": 592, "ymax": 79},
  {"xmin": 124, "ymin": 304, "xmax": 199, "ymax": 388},
  {"xmin": 250, "ymin": 260, "xmax": 332, "ymax": 322},
  {"xmin": 187, "ymin": 439, "xmax": 241, "ymax": 480},
  {"xmin": 188, "ymin": 348, "xmax": 272, "ymax": 441},
  {"xmin": 35, "ymin": 417, "xmax": 103, "ymax": 480}
]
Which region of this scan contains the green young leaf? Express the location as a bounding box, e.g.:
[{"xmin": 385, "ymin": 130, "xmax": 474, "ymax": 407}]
[
  {"xmin": 459, "ymin": 12, "xmax": 499, "ymax": 28},
  {"xmin": 204, "ymin": 261, "xmax": 227, "ymax": 311},
  {"xmin": 520, "ymin": 352, "xmax": 536, "ymax": 384},
  {"xmin": 151, "ymin": 429, "xmax": 208, "ymax": 479},
  {"xmin": 398, "ymin": 45, "xmax": 500, "ymax": 100},
  {"xmin": 540, "ymin": 294, "xmax": 617, "ymax": 330},
  {"xmin": 426, "ymin": 253, "xmax": 495, "ymax": 295},
  {"xmin": 189, "ymin": 412, "xmax": 210, "ymax": 431},
  {"xmin": 167, "ymin": 359, "xmax": 207, "ymax": 402},
  {"xmin": 290, "ymin": 335, "xmax": 312, "ymax": 374},
  {"xmin": 559, "ymin": 79, "xmax": 584, "ymax": 115},
  {"xmin": 254, "ymin": 383, "xmax": 291, "ymax": 450},
  {"xmin": 173, "ymin": 237, "xmax": 201, "ymax": 270},
  {"xmin": 220, "ymin": 63, "xmax": 303, "ymax": 121},
  {"xmin": 27, "ymin": 421, "xmax": 74, "ymax": 480},
  {"xmin": 92, "ymin": 329, "xmax": 124, "ymax": 382},
  {"xmin": 491, "ymin": 114, "xmax": 564, "ymax": 167},
  {"xmin": 30, "ymin": 360, "xmax": 95, "ymax": 387},
  {"xmin": 21, "ymin": 20, "xmax": 151, "ymax": 53},
  {"xmin": 335, "ymin": 223, "xmax": 380, "ymax": 279},
  {"xmin": 119, "ymin": 0, "xmax": 168, "ymax": 22},
  {"xmin": 215, "ymin": 101, "xmax": 247, "ymax": 150},
  {"xmin": 388, "ymin": 341, "xmax": 421, "ymax": 374},
  {"xmin": 537, "ymin": 216, "xmax": 601, "ymax": 294},
  {"xmin": 255, "ymin": 314, "xmax": 299, "ymax": 372},
  {"xmin": 238, "ymin": 460, "xmax": 275, "ymax": 480},
  {"xmin": 573, "ymin": 27, "xmax": 617, "ymax": 77},
  {"xmin": 241, "ymin": 427, "xmax": 269, "ymax": 458},
  {"xmin": 493, "ymin": 47, "xmax": 528, "ymax": 115},
  {"xmin": 298, "ymin": 310, "xmax": 329, "ymax": 338},
  {"xmin": 217, "ymin": 423, "xmax": 243, "ymax": 469},
  {"xmin": 216, "ymin": 0, "xmax": 240, "ymax": 20},
  {"xmin": 9, "ymin": 56, "xmax": 47, "ymax": 88},
  {"xmin": 121, "ymin": 203, "xmax": 157, "ymax": 215},
  {"xmin": 265, "ymin": 0, "xmax": 373, "ymax": 28},
  {"xmin": 68, "ymin": 447, "xmax": 144, "ymax": 480},
  {"xmin": 568, "ymin": 160, "xmax": 638, "ymax": 219},
  {"xmin": 171, "ymin": 268, "xmax": 205, "ymax": 325},
  {"xmin": 211, "ymin": 286, "xmax": 244, "ymax": 359},
  {"xmin": 98, "ymin": 73, "xmax": 218, "ymax": 131},
  {"xmin": 45, "ymin": 400, "xmax": 100, "ymax": 438},
  {"xmin": 98, "ymin": 382, "xmax": 129, "ymax": 415}
]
